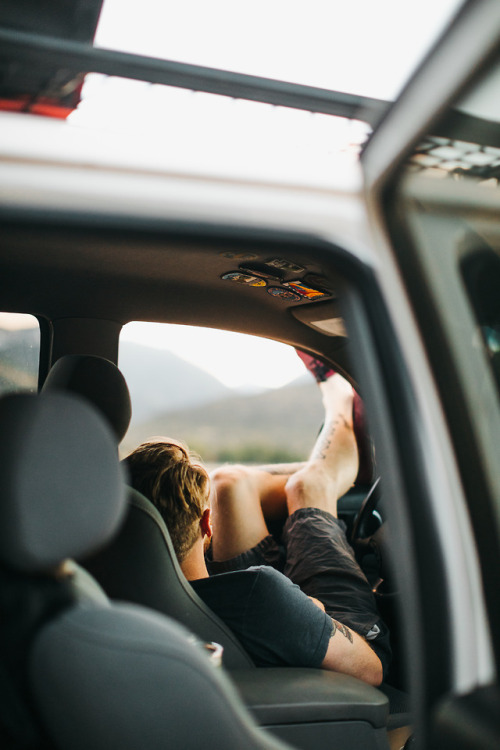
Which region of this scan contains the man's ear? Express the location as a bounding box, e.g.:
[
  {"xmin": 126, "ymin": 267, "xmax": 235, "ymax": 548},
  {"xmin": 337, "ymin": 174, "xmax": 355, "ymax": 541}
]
[{"xmin": 200, "ymin": 507, "xmax": 212, "ymax": 538}]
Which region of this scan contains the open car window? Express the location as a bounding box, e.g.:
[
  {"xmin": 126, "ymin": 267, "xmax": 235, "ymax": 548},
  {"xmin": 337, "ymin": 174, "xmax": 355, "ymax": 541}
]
[{"xmin": 118, "ymin": 322, "xmax": 323, "ymax": 463}]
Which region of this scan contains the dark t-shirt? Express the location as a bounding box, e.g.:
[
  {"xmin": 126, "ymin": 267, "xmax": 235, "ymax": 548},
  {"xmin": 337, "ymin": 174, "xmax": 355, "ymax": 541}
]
[{"xmin": 191, "ymin": 565, "xmax": 332, "ymax": 668}]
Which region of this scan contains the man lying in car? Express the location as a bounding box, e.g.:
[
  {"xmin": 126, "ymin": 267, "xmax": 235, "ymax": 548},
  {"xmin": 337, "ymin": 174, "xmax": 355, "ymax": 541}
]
[{"xmin": 125, "ymin": 372, "xmax": 391, "ymax": 686}]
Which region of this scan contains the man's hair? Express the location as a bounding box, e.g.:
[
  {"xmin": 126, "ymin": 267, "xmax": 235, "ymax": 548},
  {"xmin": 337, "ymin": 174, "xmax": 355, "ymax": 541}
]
[{"xmin": 125, "ymin": 439, "xmax": 210, "ymax": 563}]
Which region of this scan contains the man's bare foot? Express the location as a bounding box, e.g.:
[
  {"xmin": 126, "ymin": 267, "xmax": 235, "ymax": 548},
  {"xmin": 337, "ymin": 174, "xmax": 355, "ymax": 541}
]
[
  {"xmin": 296, "ymin": 350, "xmax": 375, "ymax": 484},
  {"xmin": 285, "ymin": 374, "xmax": 359, "ymax": 517},
  {"xmin": 318, "ymin": 372, "xmax": 355, "ymax": 428}
]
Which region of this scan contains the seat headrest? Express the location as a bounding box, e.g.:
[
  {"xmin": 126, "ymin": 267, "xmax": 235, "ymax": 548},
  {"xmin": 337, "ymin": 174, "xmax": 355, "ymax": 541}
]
[
  {"xmin": 42, "ymin": 355, "xmax": 132, "ymax": 443},
  {"xmin": 0, "ymin": 392, "xmax": 126, "ymax": 572}
]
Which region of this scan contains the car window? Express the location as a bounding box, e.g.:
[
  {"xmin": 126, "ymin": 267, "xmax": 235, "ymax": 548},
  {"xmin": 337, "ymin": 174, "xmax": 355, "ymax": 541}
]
[
  {"xmin": 0, "ymin": 313, "xmax": 39, "ymax": 395},
  {"xmin": 118, "ymin": 322, "xmax": 323, "ymax": 463}
]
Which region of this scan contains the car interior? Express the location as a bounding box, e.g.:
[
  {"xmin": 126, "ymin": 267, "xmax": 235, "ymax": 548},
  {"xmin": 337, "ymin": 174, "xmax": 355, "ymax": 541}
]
[
  {"xmin": 0, "ymin": 214, "xmax": 411, "ymax": 750},
  {"xmin": 4, "ymin": 1, "xmax": 500, "ymax": 750}
]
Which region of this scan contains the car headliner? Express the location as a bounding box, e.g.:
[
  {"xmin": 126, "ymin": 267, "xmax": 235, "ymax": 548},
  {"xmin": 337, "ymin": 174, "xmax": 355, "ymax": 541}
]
[{"xmin": 0, "ymin": 100, "xmax": 376, "ymax": 382}]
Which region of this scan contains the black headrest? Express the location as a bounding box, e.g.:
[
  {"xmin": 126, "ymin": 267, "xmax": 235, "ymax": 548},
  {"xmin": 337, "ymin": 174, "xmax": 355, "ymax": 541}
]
[
  {"xmin": 0, "ymin": 392, "xmax": 126, "ymax": 572},
  {"xmin": 42, "ymin": 355, "xmax": 132, "ymax": 442}
]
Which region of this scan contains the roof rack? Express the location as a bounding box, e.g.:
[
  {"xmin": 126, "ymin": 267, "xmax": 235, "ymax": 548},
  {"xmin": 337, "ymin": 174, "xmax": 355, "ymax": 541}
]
[{"xmin": 0, "ymin": 27, "xmax": 389, "ymax": 126}]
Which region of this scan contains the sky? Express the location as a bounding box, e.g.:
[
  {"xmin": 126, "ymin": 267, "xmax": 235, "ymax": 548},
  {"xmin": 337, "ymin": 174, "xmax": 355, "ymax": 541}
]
[
  {"xmin": 1, "ymin": 1, "xmax": 463, "ymax": 391},
  {"xmin": 121, "ymin": 323, "xmax": 307, "ymax": 390},
  {"xmin": 94, "ymin": 0, "xmax": 462, "ymax": 100}
]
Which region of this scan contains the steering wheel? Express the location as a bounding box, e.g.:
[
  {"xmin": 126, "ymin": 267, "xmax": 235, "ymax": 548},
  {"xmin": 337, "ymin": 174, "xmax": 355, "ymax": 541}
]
[
  {"xmin": 350, "ymin": 478, "xmax": 395, "ymax": 598},
  {"xmin": 350, "ymin": 477, "xmax": 382, "ymax": 543}
]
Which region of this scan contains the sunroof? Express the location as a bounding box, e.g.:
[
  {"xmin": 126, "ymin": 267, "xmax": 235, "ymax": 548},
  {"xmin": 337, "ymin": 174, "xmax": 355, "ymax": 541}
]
[{"xmin": 95, "ymin": 0, "xmax": 463, "ymax": 101}]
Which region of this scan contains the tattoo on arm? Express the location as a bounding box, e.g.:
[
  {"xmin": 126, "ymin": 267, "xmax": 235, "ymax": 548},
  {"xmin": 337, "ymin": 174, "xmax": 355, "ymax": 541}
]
[{"xmin": 330, "ymin": 618, "xmax": 353, "ymax": 643}]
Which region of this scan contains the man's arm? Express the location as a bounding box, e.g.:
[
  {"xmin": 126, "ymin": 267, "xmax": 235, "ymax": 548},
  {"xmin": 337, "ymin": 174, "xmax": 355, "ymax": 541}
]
[
  {"xmin": 321, "ymin": 617, "xmax": 383, "ymax": 686},
  {"xmin": 239, "ymin": 566, "xmax": 383, "ymax": 682},
  {"xmin": 308, "ymin": 595, "xmax": 383, "ymax": 685}
]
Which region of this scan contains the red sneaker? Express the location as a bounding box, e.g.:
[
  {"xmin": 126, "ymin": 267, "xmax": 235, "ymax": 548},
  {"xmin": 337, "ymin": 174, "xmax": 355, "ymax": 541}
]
[
  {"xmin": 296, "ymin": 350, "xmax": 375, "ymax": 484},
  {"xmin": 295, "ymin": 350, "xmax": 336, "ymax": 383}
]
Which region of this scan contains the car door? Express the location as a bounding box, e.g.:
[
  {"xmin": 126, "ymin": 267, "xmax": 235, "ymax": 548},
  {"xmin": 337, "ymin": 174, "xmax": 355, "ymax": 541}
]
[{"xmin": 362, "ymin": 1, "xmax": 500, "ymax": 747}]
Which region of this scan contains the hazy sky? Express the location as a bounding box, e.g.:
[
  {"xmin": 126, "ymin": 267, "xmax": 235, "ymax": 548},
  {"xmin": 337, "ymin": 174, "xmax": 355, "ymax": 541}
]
[
  {"xmin": 121, "ymin": 323, "xmax": 308, "ymax": 390},
  {"xmin": 95, "ymin": 0, "xmax": 462, "ymax": 100},
  {"xmin": 0, "ymin": 313, "xmax": 307, "ymax": 389}
]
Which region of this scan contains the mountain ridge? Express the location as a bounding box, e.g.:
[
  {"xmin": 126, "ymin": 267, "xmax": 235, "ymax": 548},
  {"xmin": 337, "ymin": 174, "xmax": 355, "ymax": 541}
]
[{"xmin": 122, "ymin": 379, "xmax": 323, "ymax": 462}]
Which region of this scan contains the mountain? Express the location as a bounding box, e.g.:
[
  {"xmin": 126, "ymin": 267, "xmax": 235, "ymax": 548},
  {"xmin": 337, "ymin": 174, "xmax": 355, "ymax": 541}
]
[
  {"xmin": 121, "ymin": 380, "xmax": 323, "ymax": 463},
  {"xmin": 119, "ymin": 341, "xmax": 234, "ymax": 422}
]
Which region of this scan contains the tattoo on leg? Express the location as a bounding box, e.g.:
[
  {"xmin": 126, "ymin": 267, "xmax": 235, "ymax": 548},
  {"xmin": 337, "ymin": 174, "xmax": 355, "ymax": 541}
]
[
  {"xmin": 312, "ymin": 418, "xmax": 338, "ymax": 460},
  {"xmin": 313, "ymin": 415, "xmax": 350, "ymax": 460},
  {"xmin": 330, "ymin": 618, "xmax": 353, "ymax": 643}
]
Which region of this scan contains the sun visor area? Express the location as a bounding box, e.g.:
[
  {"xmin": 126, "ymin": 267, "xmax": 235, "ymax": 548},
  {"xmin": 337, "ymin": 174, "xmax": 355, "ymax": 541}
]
[{"xmin": 290, "ymin": 300, "xmax": 347, "ymax": 337}]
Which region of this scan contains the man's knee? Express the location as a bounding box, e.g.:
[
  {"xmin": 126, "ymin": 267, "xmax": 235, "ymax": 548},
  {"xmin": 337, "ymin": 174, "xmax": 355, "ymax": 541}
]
[
  {"xmin": 210, "ymin": 465, "xmax": 256, "ymax": 505},
  {"xmin": 285, "ymin": 470, "xmax": 313, "ymax": 503},
  {"xmin": 285, "ymin": 464, "xmax": 333, "ymax": 511},
  {"xmin": 286, "ymin": 464, "xmax": 324, "ymax": 495}
]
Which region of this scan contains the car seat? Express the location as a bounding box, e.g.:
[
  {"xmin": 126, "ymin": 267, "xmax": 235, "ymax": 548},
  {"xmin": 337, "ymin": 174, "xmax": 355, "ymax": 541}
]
[
  {"xmin": 83, "ymin": 485, "xmax": 254, "ymax": 666},
  {"xmin": 43, "ymin": 354, "xmax": 254, "ymax": 667},
  {"xmin": 0, "ymin": 391, "xmax": 290, "ymax": 750}
]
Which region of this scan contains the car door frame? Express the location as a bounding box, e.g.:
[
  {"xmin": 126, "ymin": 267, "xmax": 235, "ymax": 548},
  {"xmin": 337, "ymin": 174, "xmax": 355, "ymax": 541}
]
[{"xmin": 362, "ymin": 1, "xmax": 500, "ymax": 747}]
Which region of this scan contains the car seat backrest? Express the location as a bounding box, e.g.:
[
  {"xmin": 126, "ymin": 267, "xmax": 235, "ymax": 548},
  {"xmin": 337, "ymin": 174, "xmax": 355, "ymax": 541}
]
[
  {"xmin": 83, "ymin": 487, "xmax": 255, "ymax": 668},
  {"xmin": 0, "ymin": 392, "xmax": 289, "ymax": 750}
]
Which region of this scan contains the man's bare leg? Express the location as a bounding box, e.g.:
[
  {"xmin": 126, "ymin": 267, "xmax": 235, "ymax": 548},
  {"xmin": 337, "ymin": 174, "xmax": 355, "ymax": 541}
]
[
  {"xmin": 210, "ymin": 465, "xmax": 289, "ymax": 561},
  {"xmin": 226, "ymin": 462, "xmax": 309, "ymax": 524},
  {"xmin": 285, "ymin": 374, "xmax": 358, "ymax": 517},
  {"xmin": 210, "ymin": 374, "xmax": 357, "ymax": 561}
]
